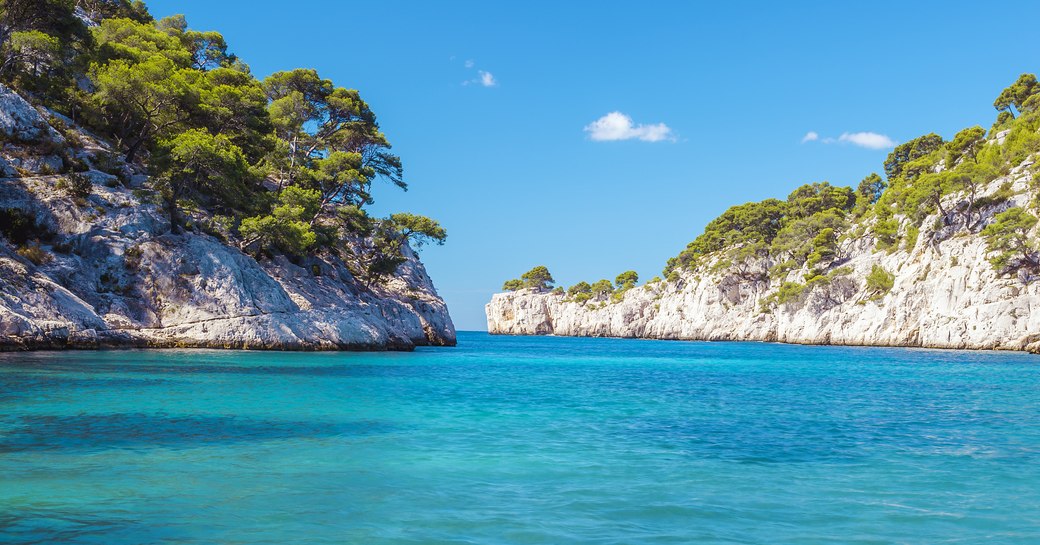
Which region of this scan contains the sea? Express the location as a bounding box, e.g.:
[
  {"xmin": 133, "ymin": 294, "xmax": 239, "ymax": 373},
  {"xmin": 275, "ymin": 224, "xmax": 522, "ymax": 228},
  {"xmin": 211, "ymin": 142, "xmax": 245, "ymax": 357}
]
[{"xmin": 1, "ymin": 332, "xmax": 1038, "ymax": 544}]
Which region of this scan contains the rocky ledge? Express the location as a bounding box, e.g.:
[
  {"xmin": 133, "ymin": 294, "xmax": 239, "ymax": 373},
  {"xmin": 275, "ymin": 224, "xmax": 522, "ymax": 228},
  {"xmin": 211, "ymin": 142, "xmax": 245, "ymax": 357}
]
[{"xmin": 0, "ymin": 85, "xmax": 455, "ymax": 351}]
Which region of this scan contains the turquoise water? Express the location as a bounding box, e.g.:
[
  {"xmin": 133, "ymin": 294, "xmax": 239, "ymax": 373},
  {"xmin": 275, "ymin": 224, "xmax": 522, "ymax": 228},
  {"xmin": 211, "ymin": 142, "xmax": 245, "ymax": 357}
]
[{"xmin": 1, "ymin": 333, "xmax": 1039, "ymax": 544}]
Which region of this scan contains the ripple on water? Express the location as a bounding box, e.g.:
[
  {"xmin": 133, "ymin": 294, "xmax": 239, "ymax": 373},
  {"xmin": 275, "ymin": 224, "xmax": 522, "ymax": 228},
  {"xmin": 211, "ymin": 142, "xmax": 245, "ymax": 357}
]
[{"xmin": 0, "ymin": 334, "xmax": 1038, "ymax": 544}]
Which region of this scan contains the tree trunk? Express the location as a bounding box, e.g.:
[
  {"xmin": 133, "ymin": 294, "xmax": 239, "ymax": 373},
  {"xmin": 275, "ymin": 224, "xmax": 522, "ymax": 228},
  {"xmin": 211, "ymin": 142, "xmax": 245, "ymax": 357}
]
[{"xmin": 166, "ymin": 185, "xmax": 182, "ymax": 234}]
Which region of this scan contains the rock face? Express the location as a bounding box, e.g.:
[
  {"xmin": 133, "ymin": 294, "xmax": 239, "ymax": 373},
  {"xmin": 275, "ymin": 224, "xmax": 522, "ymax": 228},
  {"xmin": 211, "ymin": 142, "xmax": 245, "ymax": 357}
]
[
  {"xmin": 0, "ymin": 84, "xmax": 64, "ymax": 145},
  {"xmin": 0, "ymin": 89, "xmax": 455, "ymax": 351},
  {"xmin": 487, "ymin": 161, "xmax": 1040, "ymax": 353}
]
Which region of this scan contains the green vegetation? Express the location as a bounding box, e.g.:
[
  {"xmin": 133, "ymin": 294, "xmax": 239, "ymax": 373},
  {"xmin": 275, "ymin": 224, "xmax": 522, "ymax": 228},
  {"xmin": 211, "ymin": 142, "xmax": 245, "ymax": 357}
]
[
  {"xmin": 615, "ymin": 270, "xmax": 638, "ymax": 289},
  {"xmin": 864, "ymin": 264, "xmax": 895, "ymax": 301},
  {"xmin": 0, "ymin": 1, "xmax": 444, "ymax": 284},
  {"xmin": 55, "ymin": 172, "xmax": 91, "ymax": 200},
  {"xmin": 759, "ymin": 267, "xmax": 852, "ymax": 311},
  {"xmin": 502, "ymin": 279, "xmax": 523, "ymax": 291},
  {"xmin": 656, "ymin": 71, "xmax": 1040, "ymax": 292},
  {"xmin": 489, "ymin": 74, "xmax": 1038, "ymax": 298},
  {"xmin": 502, "ymin": 266, "xmax": 555, "ymax": 292},
  {"xmin": 521, "ymin": 266, "xmax": 554, "ymax": 290},
  {"xmin": 982, "ymin": 208, "xmax": 1038, "ymax": 274}
]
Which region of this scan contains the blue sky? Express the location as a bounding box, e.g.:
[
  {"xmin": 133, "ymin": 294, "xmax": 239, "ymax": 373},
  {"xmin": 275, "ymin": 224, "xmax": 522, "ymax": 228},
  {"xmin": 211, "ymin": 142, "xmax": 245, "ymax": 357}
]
[{"xmin": 148, "ymin": 0, "xmax": 1039, "ymax": 331}]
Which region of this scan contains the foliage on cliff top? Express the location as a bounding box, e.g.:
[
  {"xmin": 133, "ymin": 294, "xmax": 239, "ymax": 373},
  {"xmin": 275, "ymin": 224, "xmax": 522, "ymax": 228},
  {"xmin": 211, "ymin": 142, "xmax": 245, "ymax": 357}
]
[
  {"xmin": 665, "ymin": 72, "xmax": 1040, "ymax": 281},
  {"xmin": 0, "ymin": 0, "xmax": 444, "ymax": 285}
]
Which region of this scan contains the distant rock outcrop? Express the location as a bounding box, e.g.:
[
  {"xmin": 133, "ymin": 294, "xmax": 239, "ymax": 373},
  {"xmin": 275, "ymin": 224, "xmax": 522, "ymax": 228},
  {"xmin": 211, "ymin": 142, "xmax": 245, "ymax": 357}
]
[{"xmin": 487, "ymin": 159, "xmax": 1040, "ymax": 353}]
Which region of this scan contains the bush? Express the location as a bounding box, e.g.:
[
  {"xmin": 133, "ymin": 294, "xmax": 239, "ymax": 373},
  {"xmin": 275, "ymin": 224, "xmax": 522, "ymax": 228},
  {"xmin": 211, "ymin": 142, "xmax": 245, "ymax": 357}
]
[
  {"xmin": 981, "ymin": 207, "xmax": 1038, "ymax": 274},
  {"xmin": 17, "ymin": 242, "xmax": 51, "ymax": 265},
  {"xmin": 567, "ymin": 281, "xmax": 592, "ymax": 296},
  {"xmin": 865, "ymin": 264, "xmax": 895, "ymax": 300},
  {"xmin": 56, "ymin": 173, "xmax": 92, "ymax": 200},
  {"xmin": 0, "ymin": 208, "xmax": 51, "ymax": 245},
  {"xmin": 571, "ymin": 292, "xmax": 592, "ymax": 304}
]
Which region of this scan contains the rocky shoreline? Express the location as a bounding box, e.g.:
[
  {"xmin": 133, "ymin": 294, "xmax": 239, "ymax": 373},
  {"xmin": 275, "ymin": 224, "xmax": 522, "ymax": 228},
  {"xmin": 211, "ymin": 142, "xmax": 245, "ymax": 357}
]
[
  {"xmin": 487, "ymin": 159, "xmax": 1040, "ymax": 354},
  {"xmin": 0, "ymin": 85, "xmax": 455, "ymax": 352}
]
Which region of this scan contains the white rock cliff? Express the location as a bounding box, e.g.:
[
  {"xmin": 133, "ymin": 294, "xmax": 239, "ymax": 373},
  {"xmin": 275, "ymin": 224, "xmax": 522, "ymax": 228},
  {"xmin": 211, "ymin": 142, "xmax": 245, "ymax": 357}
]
[
  {"xmin": 0, "ymin": 85, "xmax": 455, "ymax": 351},
  {"xmin": 487, "ymin": 160, "xmax": 1040, "ymax": 353}
]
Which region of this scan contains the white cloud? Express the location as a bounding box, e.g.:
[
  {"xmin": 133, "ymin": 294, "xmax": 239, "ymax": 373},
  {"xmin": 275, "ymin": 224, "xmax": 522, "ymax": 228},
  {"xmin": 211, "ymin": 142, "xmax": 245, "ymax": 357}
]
[
  {"xmin": 584, "ymin": 111, "xmax": 675, "ymax": 142},
  {"xmin": 478, "ymin": 70, "xmax": 496, "ymax": 87},
  {"xmin": 804, "ymin": 130, "xmax": 897, "ymax": 149},
  {"xmin": 838, "ymin": 131, "xmax": 896, "ymax": 149},
  {"xmin": 464, "ymin": 59, "xmax": 474, "ymax": 68}
]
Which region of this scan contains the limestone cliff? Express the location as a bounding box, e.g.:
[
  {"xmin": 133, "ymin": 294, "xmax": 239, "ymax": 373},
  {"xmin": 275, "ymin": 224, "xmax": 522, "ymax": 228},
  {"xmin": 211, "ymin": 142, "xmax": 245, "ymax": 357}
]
[
  {"xmin": 0, "ymin": 85, "xmax": 455, "ymax": 351},
  {"xmin": 487, "ymin": 153, "xmax": 1040, "ymax": 353}
]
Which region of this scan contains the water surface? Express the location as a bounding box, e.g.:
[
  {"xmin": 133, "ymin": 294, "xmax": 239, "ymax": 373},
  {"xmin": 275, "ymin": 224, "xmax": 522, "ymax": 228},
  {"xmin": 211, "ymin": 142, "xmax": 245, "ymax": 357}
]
[{"xmin": 1, "ymin": 333, "xmax": 1038, "ymax": 543}]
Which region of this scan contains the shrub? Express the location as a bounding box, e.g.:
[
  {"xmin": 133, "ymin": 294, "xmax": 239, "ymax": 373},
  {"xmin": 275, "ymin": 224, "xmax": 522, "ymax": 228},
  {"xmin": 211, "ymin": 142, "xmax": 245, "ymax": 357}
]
[
  {"xmin": 123, "ymin": 244, "xmax": 142, "ymax": 270},
  {"xmin": 56, "ymin": 173, "xmax": 92, "ymax": 200},
  {"xmin": 982, "ymin": 207, "xmax": 1038, "ymax": 274},
  {"xmin": 0, "ymin": 208, "xmax": 51, "ymax": 245},
  {"xmin": 567, "ymin": 281, "xmax": 592, "ymax": 296},
  {"xmin": 17, "ymin": 242, "xmax": 51, "ymax": 265},
  {"xmin": 865, "ymin": 264, "xmax": 895, "ymax": 300}
]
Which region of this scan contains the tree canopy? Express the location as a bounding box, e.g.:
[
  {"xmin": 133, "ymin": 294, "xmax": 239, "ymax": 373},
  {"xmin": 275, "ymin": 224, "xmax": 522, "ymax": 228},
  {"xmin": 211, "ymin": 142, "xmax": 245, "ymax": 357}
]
[{"xmin": 0, "ymin": 0, "xmax": 446, "ymax": 284}]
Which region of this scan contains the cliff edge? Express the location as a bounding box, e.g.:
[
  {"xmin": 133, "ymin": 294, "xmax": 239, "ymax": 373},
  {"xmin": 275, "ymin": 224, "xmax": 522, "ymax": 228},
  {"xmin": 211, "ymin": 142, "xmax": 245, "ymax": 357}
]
[
  {"xmin": 0, "ymin": 84, "xmax": 455, "ymax": 351},
  {"xmin": 487, "ymin": 133, "xmax": 1040, "ymax": 352}
]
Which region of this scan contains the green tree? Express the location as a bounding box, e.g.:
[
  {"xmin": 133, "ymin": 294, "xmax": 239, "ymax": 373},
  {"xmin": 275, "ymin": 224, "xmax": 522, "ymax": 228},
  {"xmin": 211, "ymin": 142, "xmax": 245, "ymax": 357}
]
[
  {"xmin": 785, "ymin": 182, "xmax": 856, "ymax": 218},
  {"xmin": 520, "ymin": 266, "xmax": 554, "ymax": 290},
  {"xmin": 76, "ymin": 0, "xmax": 152, "ymax": 23},
  {"xmin": 0, "ymin": 30, "xmax": 60, "ymax": 77},
  {"xmin": 991, "ymin": 111, "xmax": 1014, "ymax": 135},
  {"xmin": 502, "ymin": 279, "xmax": 523, "ymax": 291},
  {"xmin": 993, "ymin": 73, "xmax": 1038, "ymax": 118},
  {"xmin": 157, "ymin": 14, "xmax": 236, "ymax": 71},
  {"xmin": 982, "ymin": 207, "xmax": 1038, "ymax": 273},
  {"xmin": 615, "ymin": 270, "xmax": 638, "ymax": 289},
  {"xmin": 805, "ymin": 227, "xmax": 838, "ymax": 269},
  {"xmin": 194, "ymin": 67, "xmax": 274, "ymax": 163},
  {"xmin": 944, "ymin": 162, "xmax": 998, "ymax": 229},
  {"xmin": 387, "ymin": 213, "xmax": 447, "ymax": 249},
  {"xmin": 883, "ymin": 133, "xmax": 943, "ymax": 180},
  {"xmin": 263, "ymin": 68, "xmax": 404, "ymax": 215},
  {"xmin": 567, "ymin": 281, "xmax": 592, "ymax": 296},
  {"xmin": 865, "ymin": 264, "xmax": 894, "ymax": 300},
  {"xmin": 591, "ymin": 279, "xmax": 614, "ymax": 297},
  {"xmin": 0, "ymin": 0, "xmax": 89, "ymax": 100},
  {"xmin": 770, "ymin": 209, "xmax": 847, "ymax": 265},
  {"xmin": 856, "ymin": 173, "xmax": 886, "ymax": 205},
  {"xmin": 88, "ymin": 25, "xmax": 196, "ymax": 162},
  {"xmin": 946, "ymin": 126, "xmax": 986, "ymax": 165},
  {"xmin": 152, "ymin": 128, "xmax": 252, "ymax": 232},
  {"xmin": 667, "ymin": 198, "xmax": 786, "ymax": 272},
  {"xmin": 239, "ymin": 185, "xmax": 321, "ymax": 255}
]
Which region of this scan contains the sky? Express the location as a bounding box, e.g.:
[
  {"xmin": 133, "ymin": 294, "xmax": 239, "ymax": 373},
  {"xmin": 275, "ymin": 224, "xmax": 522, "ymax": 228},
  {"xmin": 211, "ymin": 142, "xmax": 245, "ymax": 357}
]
[{"xmin": 146, "ymin": 0, "xmax": 1040, "ymax": 331}]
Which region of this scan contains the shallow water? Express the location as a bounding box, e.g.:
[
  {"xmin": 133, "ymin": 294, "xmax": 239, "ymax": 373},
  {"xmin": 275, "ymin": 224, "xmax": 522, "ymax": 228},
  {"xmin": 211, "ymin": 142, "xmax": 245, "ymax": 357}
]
[{"xmin": 1, "ymin": 333, "xmax": 1038, "ymax": 544}]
